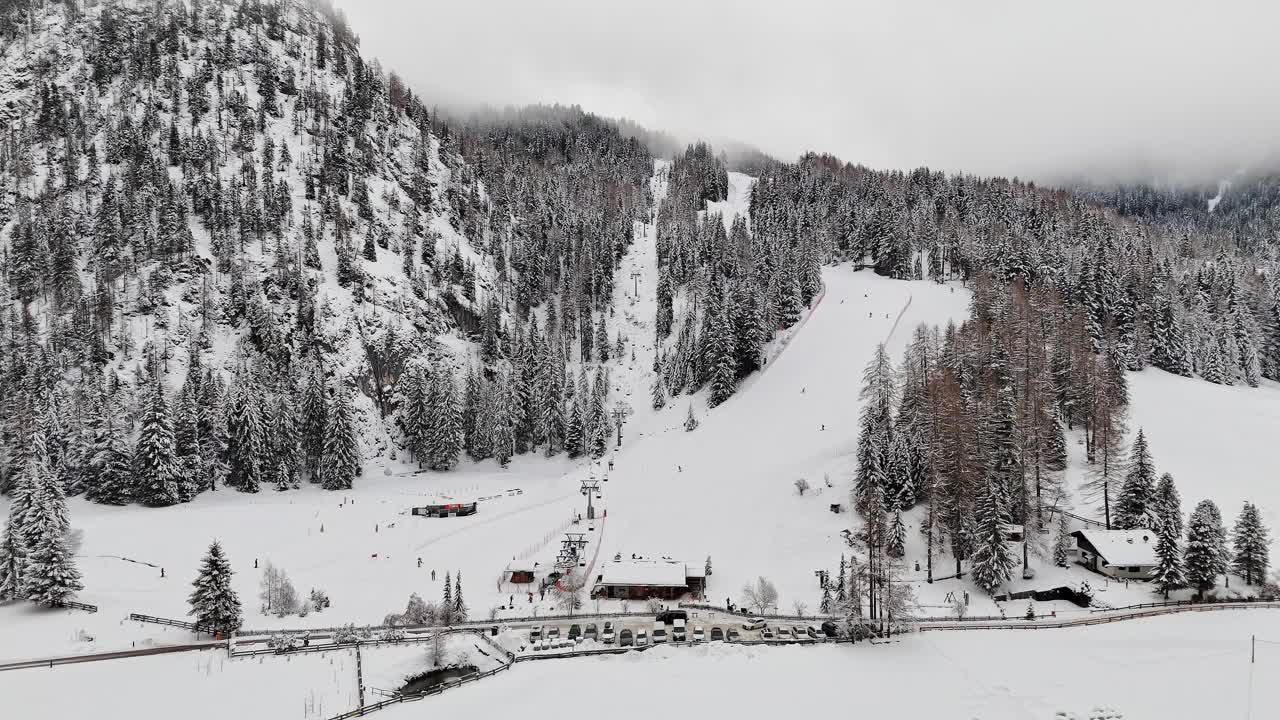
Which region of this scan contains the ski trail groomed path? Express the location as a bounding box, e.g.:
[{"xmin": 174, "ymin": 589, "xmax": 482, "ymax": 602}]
[{"xmin": 884, "ymin": 292, "xmax": 913, "ymax": 343}]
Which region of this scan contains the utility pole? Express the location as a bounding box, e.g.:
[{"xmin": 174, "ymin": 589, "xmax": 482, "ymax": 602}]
[{"xmin": 631, "ymin": 270, "xmax": 641, "ymax": 296}]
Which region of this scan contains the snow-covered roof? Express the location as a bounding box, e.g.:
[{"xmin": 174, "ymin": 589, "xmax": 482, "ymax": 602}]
[
  {"xmin": 596, "ymin": 559, "xmax": 692, "ymax": 587},
  {"xmin": 1073, "ymin": 529, "xmax": 1158, "ymax": 566}
]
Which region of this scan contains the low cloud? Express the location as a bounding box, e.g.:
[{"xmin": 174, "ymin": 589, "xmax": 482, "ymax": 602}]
[{"xmin": 337, "ymin": 0, "xmax": 1280, "ymax": 184}]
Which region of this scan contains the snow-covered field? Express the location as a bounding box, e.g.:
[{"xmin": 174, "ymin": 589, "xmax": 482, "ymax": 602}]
[
  {"xmin": 1127, "ymin": 369, "xmax": 1280, "ymax": 534},
  {"xmin": 390, "ymin": 611, "xmax": 1280, "ymax": 720},
  {"xmin": 5, "ymin": 611, "xmax": 1276, "ymax": 719}
]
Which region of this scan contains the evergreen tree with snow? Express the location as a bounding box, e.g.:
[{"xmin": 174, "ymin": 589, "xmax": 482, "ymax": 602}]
[
  {"xmin": 1114, "ymin": 429, "xmax": 1156, "ymax": 529},
  {"xmin": 854, "ymin": 344, "xmax": 895, "ymax": 515},
  {"xmin": 1184, "ymin": 499, "xmax": 1227, "ymax": 596},
  {"xmin": 705, "ymin": 281, "xmax": 738, "ymax": 407},
  {"xmin": 0, "ymin": 484, "xmax": 27, "ymax": 600},
  {"xmin": 188, "ymin": 541, "xmax": 242, "ymax": 634},
  {"xmin": 490, "ymin": 374, "xmax": 516, "ymax": 467},
  {"xmin": 86, "ymin": 413, "xmax": 133, "ymax": 506},
  {"xmin": 1154, "ymin": 473, "xmax": 1183, "ymax": 539},
  {"xmin": 1152, "ymin": 521, "xmax": 1186, "ymax": 599},
  {"xmin": 1052, "ymin": 513, "xmax": 1072, "ymax": 568},
  {"xmin": 970, "ymin": 478, "xmax": 1016, "ymax": 594},
  {"xmin": 565, "ymin": 398, "xmax": 585, "ymax": 457},
  {"xmin": 23, "ymin": 465, "xmax": 82, "ymax": 606},
  {"xmin": 321, "ymin": 387, "xmax": 361, "ymax": 490},
  {"xmin": 1149, "ymin": 288, "xmax": 1191, "ymax": 377},
  {"xmin": 441, "ymin": 570, "xmax": 454, "ymax": 624},
  {"xmin": 684, "ymin": 403, "xmax": 699, "ymax": 432},
  {"xmin": 271, "ymin": 392, "xmax": 302, "ymax": 491},
  {"xmin": 133, "ymin": 383, "xmax": 180, "ymax": 507},
  {"xmin": 427, "ymin": 369, "xmax": 462, "ymax": 471},
  {"xmin": 453, "ymin": 571, "xmax": 467, "ymax": 621},
  {"xmin": 650, "ymin": 368, "xmax": 666, "ymax": 410},
  {"xmin": 1231, "ymin": 502, "xmax": 1270, "ymax": 586},
  {"xmin": 225, "ymin": 382, "xmax": 266, "ymax": 493},
  {"xmin": 887, "ymin": 511, "xmax": 906, "ymax": 558},
  {"xmin": 300, "ymin": 367, "xmax": 328, "ymax": 480}
]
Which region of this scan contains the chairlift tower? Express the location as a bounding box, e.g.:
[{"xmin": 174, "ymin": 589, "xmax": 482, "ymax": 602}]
[{"xmin": 581, "ymin": 479, "xmax": 601, "ymax": 520}]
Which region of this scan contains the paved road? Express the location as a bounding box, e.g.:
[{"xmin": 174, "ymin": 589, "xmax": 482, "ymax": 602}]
[{"xmin": 0, "ymin": 640, "xmax": 226, "ymax": 672}]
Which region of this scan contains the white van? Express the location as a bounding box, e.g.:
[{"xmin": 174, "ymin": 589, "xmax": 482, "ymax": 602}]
[
  {"xmin": 672, "ymin": 618, "xmax": 687, "ymax": 642},
  {"xmin": 652, "ymin": 621, "xmax": 668, "ymax": 643}
]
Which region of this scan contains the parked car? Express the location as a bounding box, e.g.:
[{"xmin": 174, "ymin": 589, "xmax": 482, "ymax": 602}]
[
  {"xmin": 672, "ymin": 618, "xmax": 687, "ymax": 641},
  {"xmin": 656, "ymin": 609, "xmax": 688, "ymax": 624},
  {"xmin": 602, "ymin": 622, "xmax": 616, "ymax": 644},
  {"xmin": 692, "ymin": 625, "xmax": 705, "ymax": 643},
  {"xmin": 742, "ymin": 617, "xmax": 767, "ymax": 631},
  {"xmin": 726, "ymin": 628, "xmax": 741, "ymax": 642},
  {"xmin": 652, "ymin": 622, "xmax": 668, "ymax": 643},
  {"xmin": 529, "ymin": 626, "xmax": 542, "ymax": 644},
  {"xmin": 820, "ymin": 621, "xmax": 841, "ymax": 638},
  {"xmin": 619, "ymin": 628, "xmax": 633, "ymax": 647},
  {"xmin": 761, "ymin": 627, "xmax": 775, "ymax": 640},
  {"xmin": 584, "ymin": 623, "xmax": 598, "ymax": 641},
  {"xmin": 775, "ymin": 627, "xmax": 793, "ymax": 640},
  {"xmin": 806, "ymin": 625, "xmax": 821, "ymax": 639},
  {"xmin": 547, "ymin": 626, "xmax": 560, "ymax": 640},
  {"xmin": 710, "ymin": 626, "xmax": 724, "ymax": 642},
  {"xmin": 636, "ymin": 629, "xmax": 649, "ymax": 647},
  {"xmin": 568, "ymin": 624, "xmax": 582, "ymax": 641},
  {"xmin": 793, "ymin": 626, "xmax": 808, "ymax": 640}
]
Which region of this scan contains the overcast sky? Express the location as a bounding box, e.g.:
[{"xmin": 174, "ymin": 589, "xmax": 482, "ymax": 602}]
[{"xmin": 334, "ymin": 0, "xmax": 1280, "ymax": 183}]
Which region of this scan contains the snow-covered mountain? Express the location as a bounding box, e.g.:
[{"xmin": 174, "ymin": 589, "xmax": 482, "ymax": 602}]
[{"xmin": 0, "ymin": 0, "xmax": 657, "ymax": 506}]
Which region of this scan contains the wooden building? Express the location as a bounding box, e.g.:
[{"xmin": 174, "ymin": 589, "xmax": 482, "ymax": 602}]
[
  {"xmin": 591, "ymin": 558, "xmax": 706, "ymax": 600},
  {"xmin": 410, "ymin": 499, "xmax": 477, "ymax": 518},
  {"xmin": 1071, "ymin": 529, "xmax": 1157, "ymax": 580}
]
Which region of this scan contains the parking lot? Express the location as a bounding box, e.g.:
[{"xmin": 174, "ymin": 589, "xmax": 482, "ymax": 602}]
[{"xmin": 516, "ymin": 610, "xmax": 838, "ymax": 656}]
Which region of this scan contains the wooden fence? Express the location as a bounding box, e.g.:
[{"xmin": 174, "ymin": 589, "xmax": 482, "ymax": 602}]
[
  {"xmin": 917, "ymin": 600, "xmax": 1280, "ymax": 632},
  {"xmin": 325, "ymin": 663, "xmax": 513, "ymax": 720}
]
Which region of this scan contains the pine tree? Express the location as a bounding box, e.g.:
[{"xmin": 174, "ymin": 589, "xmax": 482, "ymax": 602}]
[
  {"xmin": 0, "ymin": 487, "xmax": 27, "ymax": 600},
  {"xmin": 134, "ymin": 384, "xmax": 180, "ymax": 507},
  {"xmin": 453, "ymin": 571, "xmax": 467, "ymax": 621},
  {"xmin": 970, "ymin": 478, "xmax": 1016, "ymax": 594},
  {"xmin": 300, "ymin": 367, "xmax": 328, "ymax": 480},
  {"xmin": 1184, "ymin": 499, "xmax": 1227, "ymax": 596},
  {"xmin": 1052, "ymin": 513, "xmax": 1072, "ymax": 568},
  {"xmin": 490, "ymin": 374, "xmax": 516, "ymax": 467},
  {"xmin": 441, "ymin": 570, "xmax": 454, "ymax": 624},
  {"xmin": 321, "ymin": 387, "xmax": 361, "ymax": 490},
  {"xmin": 188, "ymin": 541, "xmax": 242, "ymax": 633},
  {"xmin": 887, "ymin": 511, "xmax": 906, "ymax": 558},
  {"xmin": 650, "ymin": 369, "xmax": 666, "ymax": 410},
  {"xmin": 225, "ymin": 382, "xmax": 266, "ymax": 493},
  {"xmin": 427, "ymin": 369, "xmax": 462, "ymax": 471},
  {"xmin": 565, "ymin": 398, "xmax": 585, "ymax": 457},
  {"xmin": 1152, "ymin": 522, "xmax": 1186, "ymax": 599},
  {"xmin": 23, "ymin": 465, "xmax": 82, "ymax": 606},
  {"xmin": 1231, "ymin": 502, "xmax": 1270, "ymax": 586},
  {"xmin": 1114, "ymin": 429, "xmax": 1156, "ymax": 529},
  {"xmin": 854, "ymin": 344, "xmax": 895, "ymax": 515},
  {"xmin": 705, "ymin": 282, "xmax": 737, "ymax": 407},
  {"xmin": 1154, "ymin": 473, "xmax": 1183, "ymax": 538},
  {"xmin": 684, "ymin": 403, "xmax": 699, "ymax": 432},
  {"xmin": 271, "ymin": 392, "xmax": 301, "ymax": 491}
]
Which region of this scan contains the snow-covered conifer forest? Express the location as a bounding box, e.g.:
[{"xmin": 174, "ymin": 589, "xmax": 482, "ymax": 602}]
[{"xmin": 1, "ymin": 1, "xmax": 1278, "ymax": 718}]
